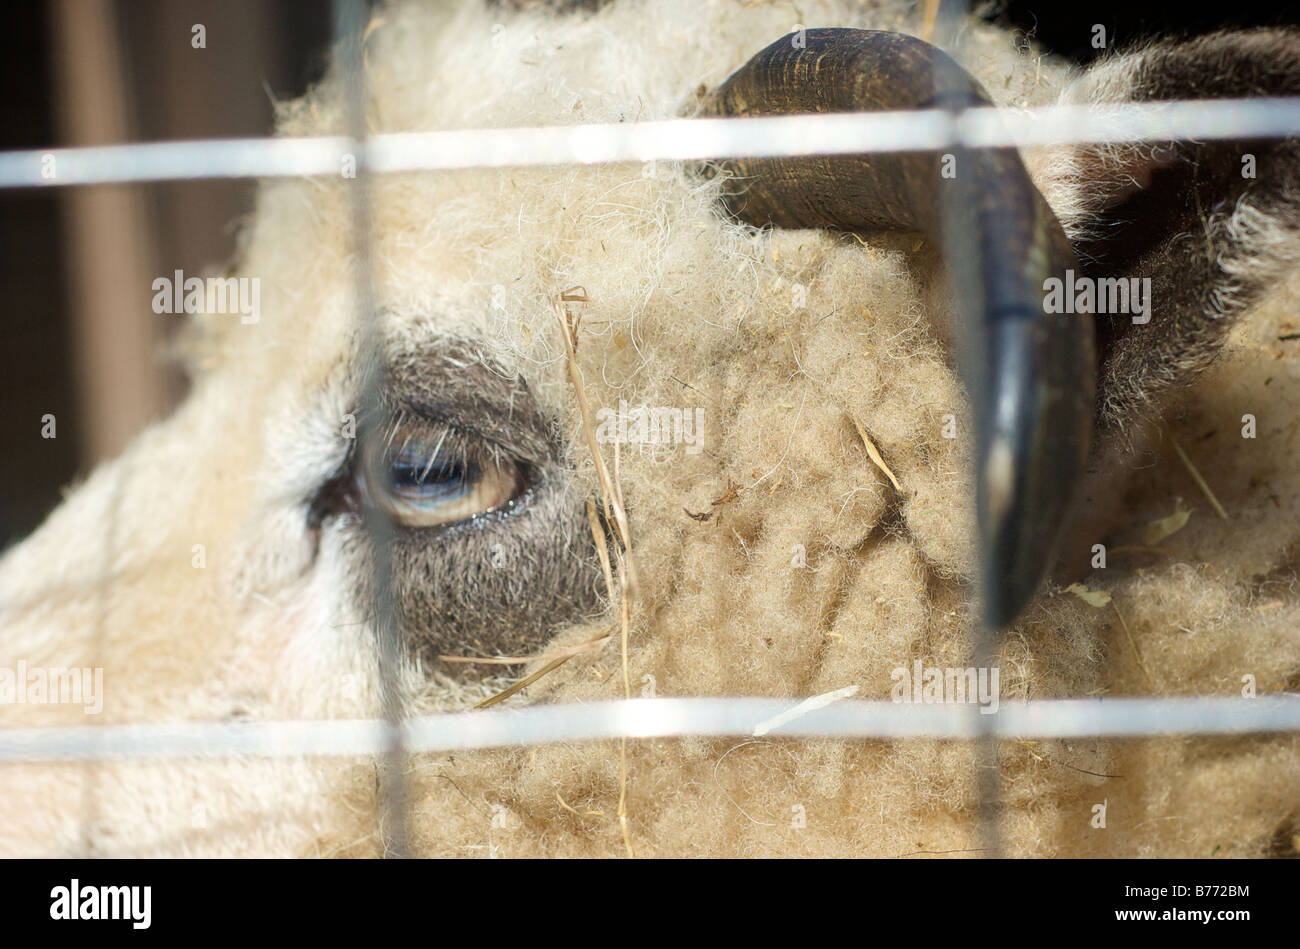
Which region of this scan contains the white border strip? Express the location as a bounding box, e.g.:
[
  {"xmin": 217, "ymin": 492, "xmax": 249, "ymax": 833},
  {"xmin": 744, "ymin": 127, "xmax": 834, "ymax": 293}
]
[
  {"xmin": 1, "ymin": 695, "xmax": 1298, "ymax": 763},
  {"xmin": 4, "ymin": 98, "xmax": 1300, "ymax": 189}
]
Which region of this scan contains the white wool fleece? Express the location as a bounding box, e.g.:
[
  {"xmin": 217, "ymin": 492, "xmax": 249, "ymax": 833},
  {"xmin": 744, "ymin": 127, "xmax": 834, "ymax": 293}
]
[{"xmin": 0, "ymin": 0, "xmax": 1297, "ymax": 858}]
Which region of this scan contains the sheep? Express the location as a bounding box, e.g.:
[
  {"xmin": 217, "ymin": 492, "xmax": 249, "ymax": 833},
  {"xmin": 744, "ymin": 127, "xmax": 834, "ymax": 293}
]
[{"xmin": 1, "ymin": 0, "xmax": 1298, "ymax": 858}]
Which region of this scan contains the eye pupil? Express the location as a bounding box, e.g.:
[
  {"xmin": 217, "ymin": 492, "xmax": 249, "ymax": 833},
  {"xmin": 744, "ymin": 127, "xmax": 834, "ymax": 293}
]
[
  {"xmin": 388, "ymin": 453, "xmax": 473, "ymax": 501},
  {"xmin": 391, "ymin": 454, "xmax": 465, "ymax": 487},
  {"xmin": 359, "ymin": 419, "xmax": 526, "ymax": 528}
]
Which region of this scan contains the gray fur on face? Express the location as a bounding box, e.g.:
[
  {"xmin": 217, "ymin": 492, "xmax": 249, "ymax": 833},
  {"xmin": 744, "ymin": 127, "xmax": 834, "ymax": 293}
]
[
  {"xmin": 317, "ymin": 338, "xmax": 604, "ymax": 671},
  {"xmin": 1066, "ymin": 31, "xmax": 1300, "ymax": 434}
]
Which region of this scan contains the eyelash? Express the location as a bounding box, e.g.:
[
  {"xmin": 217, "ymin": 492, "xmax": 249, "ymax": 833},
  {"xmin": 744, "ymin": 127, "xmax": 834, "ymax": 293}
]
[{"xmin": 356, "ymin": 413, "xmax": 530, "ymax": 530}]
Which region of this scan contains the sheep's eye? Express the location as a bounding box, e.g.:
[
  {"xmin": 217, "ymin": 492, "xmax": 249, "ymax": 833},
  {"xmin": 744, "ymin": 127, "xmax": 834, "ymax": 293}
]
[{"xmin": 359, "ymin": 417, "xmax": 526, "ymax": 529}]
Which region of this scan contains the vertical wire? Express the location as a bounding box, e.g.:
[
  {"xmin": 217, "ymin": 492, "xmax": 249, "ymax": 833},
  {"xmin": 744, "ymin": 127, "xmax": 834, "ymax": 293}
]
[
  {"xmin": 332, "ymin": 0, "xmax": 411, "ymax": 859},
  {"xmin": 930, "ymin": 0, "xmax": 1004, "ymax": 859}
]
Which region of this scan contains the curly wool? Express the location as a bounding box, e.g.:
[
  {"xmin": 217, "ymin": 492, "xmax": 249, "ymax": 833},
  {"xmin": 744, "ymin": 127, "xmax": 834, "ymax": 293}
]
[{"xmin": 0, "ymin": 0, "xmax": 1296, "ymax": 858}]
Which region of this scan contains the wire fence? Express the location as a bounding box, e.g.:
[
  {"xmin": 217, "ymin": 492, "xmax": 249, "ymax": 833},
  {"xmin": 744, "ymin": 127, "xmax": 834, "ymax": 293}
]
[
  {"xmin": 6, "ymin": 97, "xmax": 1300, "ymax": 189},
  {"xmin": 2, "ymin": 697, "xmax": 1300, "ymax": 763},
  {"xmin": 4, "ymin": 0, "xmax": 1300, "ymax": 858}
]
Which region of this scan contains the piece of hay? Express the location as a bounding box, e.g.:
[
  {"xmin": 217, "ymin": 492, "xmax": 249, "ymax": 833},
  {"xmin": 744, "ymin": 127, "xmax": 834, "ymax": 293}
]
[
  {"xmin": 752, "ymin": 684, "xmax": 861, "ymax": 736},
  {"xmin": 1066, "ymin": 583, "xmax": 1112, "ymax": 608},
  {"xmin": 1143, "ymin": 497, "xmax": 1191, "ymax": 546},
  {"xmin": 852, "ymin": 417, "xmax": 904, "ymax": 492},
  {"xmin": 1066, "ymin": 584, "xmax": 1154, "ymax": 688},
  {"xmin": 1166, "ymin": 428, "xmax": 1230, "ymax": 520}
]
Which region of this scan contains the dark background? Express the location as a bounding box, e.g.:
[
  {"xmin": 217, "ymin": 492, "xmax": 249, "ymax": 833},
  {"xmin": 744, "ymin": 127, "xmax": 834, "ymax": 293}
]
[
  {"xmin": 1, "ymin": 1, "xmax": 331, "ymax": 547},
  {"xmin": 1, "ymin": 0, "xmax": 1297, "ymax": 548}
]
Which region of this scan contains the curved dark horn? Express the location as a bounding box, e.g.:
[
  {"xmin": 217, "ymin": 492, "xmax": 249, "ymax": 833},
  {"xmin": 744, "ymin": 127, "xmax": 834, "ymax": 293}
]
[{"xmin": 704, "ymin": 28, "xmax": 1095, "ymax": 629}]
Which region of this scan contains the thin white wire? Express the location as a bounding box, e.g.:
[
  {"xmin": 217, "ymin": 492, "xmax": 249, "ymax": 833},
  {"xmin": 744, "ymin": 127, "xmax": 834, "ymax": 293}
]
[
  {"xmin": 3, "ymin": 98, "xmax": 1300, "ymax": 189},
  {"xmin": 1, "ymin": 696, "xmax": 1298, "ymax": 763}
]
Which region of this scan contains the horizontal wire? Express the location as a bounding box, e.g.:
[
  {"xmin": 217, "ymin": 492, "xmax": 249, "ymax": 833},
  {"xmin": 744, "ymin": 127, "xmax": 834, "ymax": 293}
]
[
  {"xmin": 3, "ymin": 97, "xmax": 1300, "ymax": 189},
  {"xmin": 1, "ymin": 695, "xmax": 1298, "ymax": 763}
]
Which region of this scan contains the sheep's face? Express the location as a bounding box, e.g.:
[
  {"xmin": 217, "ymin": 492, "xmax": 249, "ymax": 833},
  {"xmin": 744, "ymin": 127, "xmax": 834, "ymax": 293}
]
[{"xmin": 3, "ymin": 0, "xmax": 1300, "ymax": 858}]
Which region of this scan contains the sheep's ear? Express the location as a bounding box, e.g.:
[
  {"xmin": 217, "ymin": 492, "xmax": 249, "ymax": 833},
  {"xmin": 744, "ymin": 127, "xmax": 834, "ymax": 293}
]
[{"xmin": 1030, "ymin": 30, "xmax": 1300, "ymax": 436}]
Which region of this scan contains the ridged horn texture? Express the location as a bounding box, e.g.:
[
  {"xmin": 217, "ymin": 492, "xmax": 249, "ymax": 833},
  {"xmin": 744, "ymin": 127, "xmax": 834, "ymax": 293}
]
[{"xmin": 703, "ymin": 28, "xmax": 1095, "ymax": 629}]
